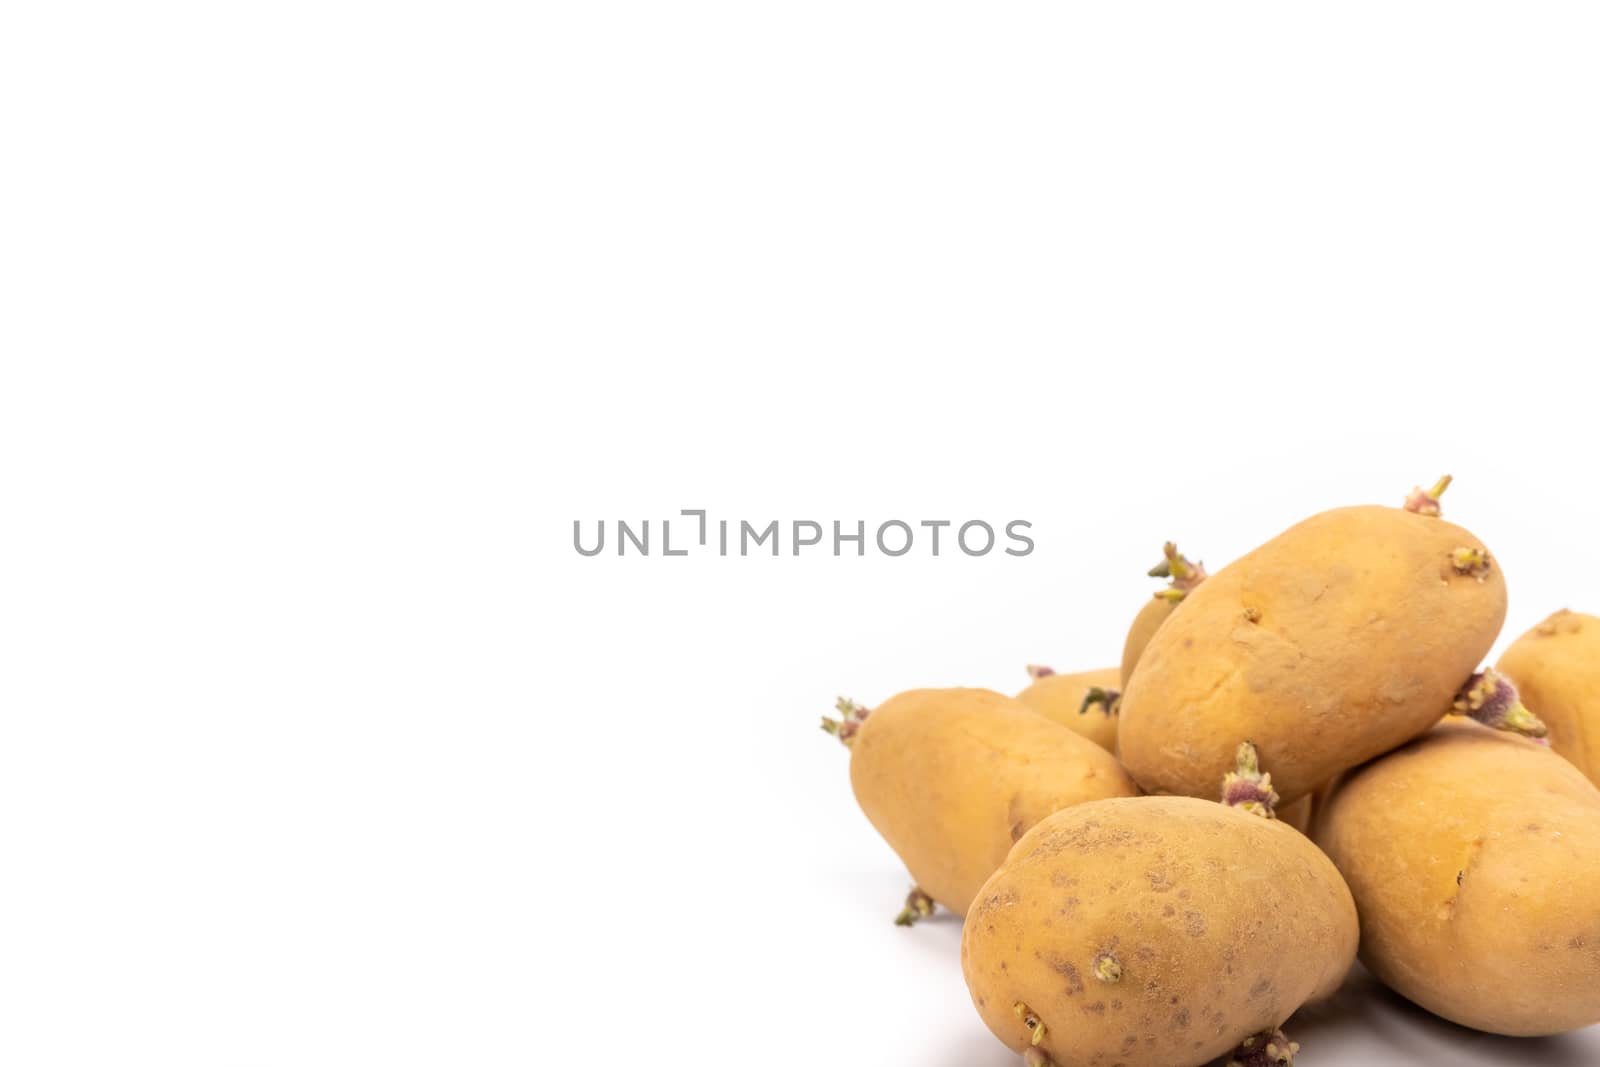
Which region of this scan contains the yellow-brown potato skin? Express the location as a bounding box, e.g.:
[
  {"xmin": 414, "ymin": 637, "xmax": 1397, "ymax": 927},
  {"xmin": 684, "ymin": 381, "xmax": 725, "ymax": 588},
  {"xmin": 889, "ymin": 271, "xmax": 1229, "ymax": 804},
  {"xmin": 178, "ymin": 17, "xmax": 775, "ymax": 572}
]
[
  {"xmin": 1313, "ymin": 722, "xmax": 1600, "ymax": 1036},
  {"xmin": 1119, "ymin": 506, "xmax": 1506, "ymax": 804},
  {"xmin": 963, "ymin": 797, "xmax": 1356, "ymax": 1067},
  {"xmin": 1498, "ymin": 610, "xmax": 1600, "ymax": 786},
  {"xmin": 1120, "ymin": 597, "xmax": 1177, "ymax": 688},
  {"xmin": 1016, "ymin": 667, "xmax": 1122, "ymax": 752},
  {"xmin": 850, "ymin": 688, "xmax": 1137, "ymax": 917},
  {"xmin": 1277, "ymin": 794, "xmax": 1312, "ymax": 834}
]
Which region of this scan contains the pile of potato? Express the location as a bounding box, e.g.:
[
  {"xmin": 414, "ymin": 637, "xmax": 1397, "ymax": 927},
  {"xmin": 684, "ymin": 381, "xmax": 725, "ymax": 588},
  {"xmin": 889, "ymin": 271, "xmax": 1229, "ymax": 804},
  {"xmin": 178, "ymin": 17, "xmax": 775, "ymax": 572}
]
[{"xmin": 821, "ymin": 478, "xmax": 1600, "ymax": 1067}]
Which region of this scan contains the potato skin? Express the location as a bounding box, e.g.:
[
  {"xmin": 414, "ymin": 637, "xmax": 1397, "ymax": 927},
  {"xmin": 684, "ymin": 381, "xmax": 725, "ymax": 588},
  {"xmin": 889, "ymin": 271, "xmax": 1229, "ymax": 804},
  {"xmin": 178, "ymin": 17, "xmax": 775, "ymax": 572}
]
[
  {"xmin": 851, "ymin": 688, "xmax": 1138, "ymax": 916},
  {"xmin": 1498, "ymin": 610, "xmax": 1600, "ymax": 786},
  {"xmin": 1277, "ymin": 794, "xmax": 1312, "ymax": 834},
  {"xmin": 1016, "ymin": 667, "xmax": 1122, "ymax": 752},
  {"xmin": 1119, "ymin": 505, "xmax": 1506, "ymax": 804},
  {"xmin": 962, "ymin": 797, "xmax": 1356, "ymax": 1067},
  {"xmin": 1120, "ymin": 597, "xmax": 1177, "ymax": 687},
  {"xmin": 1312, "ymin": 722, "xmax": 1600, "ymax": 1036}
]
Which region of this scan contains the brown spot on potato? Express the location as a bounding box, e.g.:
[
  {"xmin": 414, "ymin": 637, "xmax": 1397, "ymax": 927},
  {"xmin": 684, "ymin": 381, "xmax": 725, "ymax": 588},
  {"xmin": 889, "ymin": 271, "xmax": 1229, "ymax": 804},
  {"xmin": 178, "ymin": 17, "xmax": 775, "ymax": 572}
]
[
  {"xmin": 1441, "ymin": 835, "xmax": 1485, "ymax": 918},
  {"xmin": 1184, "ymin": 911, "xmax": 1207, "ymax": 938},
  {"xmin": 1052, "ymin": 959, "xmax": 1085, "ymax": 995},
  {"xmin": 1175, "ymin": 1008, "xmax": 1190, "ymax": 1028}
]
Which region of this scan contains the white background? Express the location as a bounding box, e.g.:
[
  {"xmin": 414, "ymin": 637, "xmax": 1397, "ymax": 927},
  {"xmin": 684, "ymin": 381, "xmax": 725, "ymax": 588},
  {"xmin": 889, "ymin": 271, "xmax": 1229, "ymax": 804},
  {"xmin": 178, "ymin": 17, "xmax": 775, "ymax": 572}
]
[{"xmin": 4, "ymin": 2, "xmax": 1600, "ymax": 1064}]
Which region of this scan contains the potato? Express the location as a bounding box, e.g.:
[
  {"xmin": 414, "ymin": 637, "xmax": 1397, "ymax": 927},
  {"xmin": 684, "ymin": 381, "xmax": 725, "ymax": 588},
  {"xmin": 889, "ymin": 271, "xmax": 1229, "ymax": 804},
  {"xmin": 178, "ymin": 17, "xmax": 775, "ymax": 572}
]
[
  {"xmin": 828, "ymin": 688, "xmax": 1138, "ymax": 922},
  {"xmin": 1277, "ymin": 794, "xmax": 1312, "ymax": 834},
  {"xmin": 1119, "ymin": 492, "xmax": 1509, "ymax": 804},
  {"xmin": 1016, "ymin": 665, "xmax": 1122, "ymax": 752},
  {"xmin": 1313, "ymin": 722, "xmax": 1600, "ymax": 1036},
  {"xmin": 1120, "ymin": 543, "xmax": 1207, "ymax": 687},
  {"xmin": 962, "ymin": 795, "xmax": 1356, "ymax": 1067},
  {"xmin": 1120, "ymin": 599, "xmax": 1176, "ymax": 687},
  {"xmin": 1498, "ymin": 610, "xmax": 1600, "ymax": 786}
]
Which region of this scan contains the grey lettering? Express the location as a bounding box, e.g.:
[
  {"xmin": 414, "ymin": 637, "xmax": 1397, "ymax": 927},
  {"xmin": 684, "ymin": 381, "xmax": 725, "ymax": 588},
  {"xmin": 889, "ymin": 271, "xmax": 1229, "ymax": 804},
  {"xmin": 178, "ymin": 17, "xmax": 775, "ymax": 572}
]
[
  {"xmin": 793, "ymin": 520, "xmax": 823, "ymax": 554},
  {"xmin": 958, "ymin": 520, "xmax": 995, "ymax": 556},
  {"xmin": 573, "ymin": 520, "xmax": 605, "ymax": 556},
  {"xmin": 876, "ymin": 520, "xmax": 913, "ymax": 557},
  {"xmin": 742, "ymin": 520, "xmax": 778, "ymax": 556},
  {"xmin": 834, "ymin": 520, "xmax": 865, "ymax": 556},
  {"xmin": 1005, "ymin": 520, "xmax": 1035, "ymax": 557},
  {"xmin": 662, "ymin": 520, "xmax": 688, "ymax": 556},
  {"xmin": 682, "ymin": 509, "xmax": 707, "ymax": 545},
  {"xmin": 618, "ymin": 519, "xmax": 649, "ymax": 556},
  {"xmin": 571, "ymin": 513, "xmax": 1033, "ymax": 561}
]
